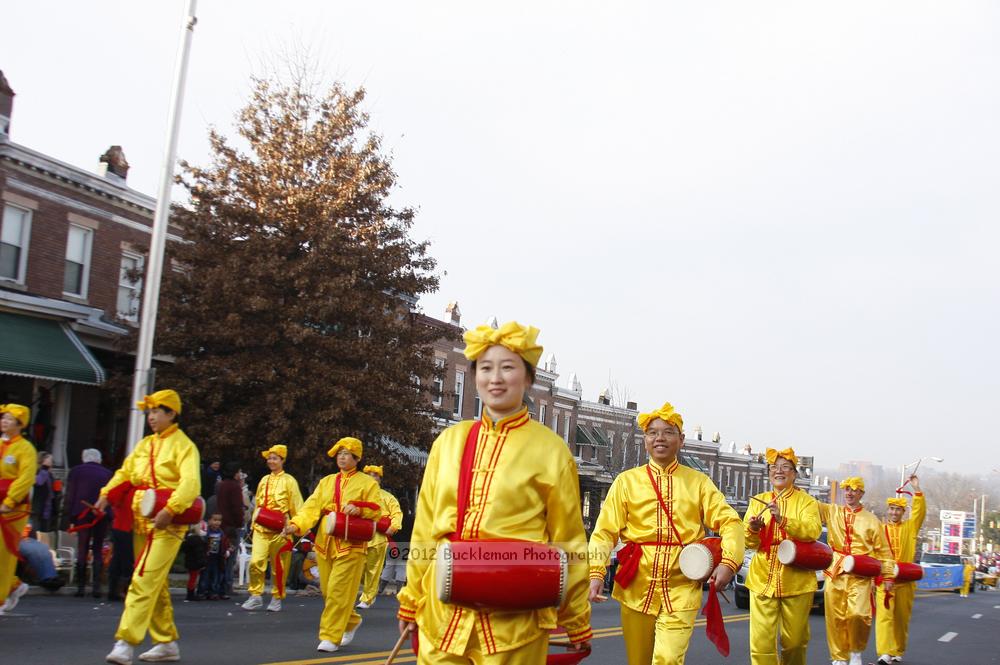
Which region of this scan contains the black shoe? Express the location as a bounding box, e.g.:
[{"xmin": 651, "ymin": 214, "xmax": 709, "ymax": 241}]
[
  {"xmin": 186, "ymin": 589, "xmax": 197, "ymax": 601},
  {"xmin": 40, "ymin": 577, "xmax": 66, "ymax": 593},
  {"xmin": 74, "ymin": 586, "xmax": 86, "ymax": 597}
]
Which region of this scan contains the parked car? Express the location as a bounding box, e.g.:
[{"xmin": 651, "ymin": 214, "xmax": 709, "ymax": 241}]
[{"xmin": 734, "ymin": 528, "xmax": 828, "ymax": 610}]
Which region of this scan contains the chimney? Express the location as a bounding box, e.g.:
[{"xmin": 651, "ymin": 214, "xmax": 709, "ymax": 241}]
[
  {"xmin": 97, "ymin": 145, "xmax": 130, "ymax": 182},
  {"xmin": 445, "ymin": 301, "xmax": 461, "ymax": 325},
  {"xmin": 0, "ymin": 71, "xmax": 14, "ymax": 137}
]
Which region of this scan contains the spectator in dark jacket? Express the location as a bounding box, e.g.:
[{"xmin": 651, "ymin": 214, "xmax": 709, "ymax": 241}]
[
  {"xmin": 66, "ymin": 448, "xmax": 113, "ymax": 597},
  {"xmin": 30, "ymin": 451, "xmax": 56, "ymax": 541},
  {"xmin": 181, "ymin": 526, "xmax": 208, "ymax": 602},
  {"xmin": 215, "ymin": 462, "xmax": 244, "ymax": 595},
  {"xmin": 201, "ymin": 459, "xmax": 221, "ymax": 500}
]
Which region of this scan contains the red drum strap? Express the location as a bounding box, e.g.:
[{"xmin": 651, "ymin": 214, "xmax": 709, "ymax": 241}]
[{"xmin": 453, "ymin": 421, "xmax": 482, "ymax": 540}]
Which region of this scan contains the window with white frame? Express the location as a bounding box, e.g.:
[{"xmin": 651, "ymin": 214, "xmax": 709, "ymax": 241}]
[
  {"xmin": 117, "ymin": 252, "xmax": 143, "ymax": 321},
  {"xmin": 453, "ymin": 370, "xmax": 465, "ymax": 417},
  {"xmin": 539, "ymin": 402, "xmax": 547, "ymax": 425},
  {"xmin": 63, "ymin": 224, "xmax": 93, "ymax": 296},
  {"xmin": 474, "ymin": 395, "xmax": 482, "ymax": 419},
  {"xmin": 432, "ymin": 358, "xmax": 445, "ymax": 407},
  {"xmin": 1, "ymin": 204, "xmax": 31, "ymax": 283},
  {"xmin": 563, "ymin": 414, "xmax": 570, "ymax": 442}
]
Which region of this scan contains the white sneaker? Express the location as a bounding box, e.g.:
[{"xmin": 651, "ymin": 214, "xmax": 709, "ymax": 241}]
[
  {"xmin": 832, "ymin": 661, "xmax": 848, "ymax": 665},
  {"xmin": 138, "ymin": 641, "xmax": 180, "ymax": 662},
  {"xmin": 106, "ymin": 640, "xmax": 134, "ymax": 665},
  {"xmin": 891, "ymin": 658, "xmax": 902, "ymax": 663},
  {"xmin": 355, "ymin": 600, "xmax": 370, "ymax": 609},
  {"xmin": 340, "ymin": 617, "xmax": 362, "ymax": 646},
  {"xmin": 317, "ymin": 640, "xmax": 339, "ymax": 652},
  {"xmin": 849, "ymin": 653, "xmax": 863, "ymax": 665},
  {"xmin": 2, "ymin": 582, "xmax": 29, "ymax": 613},
  {"xmin": 241, "ymin": 595, "xmax": 263, "ymax": 610},
  {"xmin": 266, "ymin": 597, "xmax": 282, "ymax": 612}
]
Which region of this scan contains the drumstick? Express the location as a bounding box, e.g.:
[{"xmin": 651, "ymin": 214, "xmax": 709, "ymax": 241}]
[
  {"xmin": 749, "ymin": 496, "xmax": 769, "ymax": 506},
  {"xmin": 549, "ymin": 640, "xmax": 575, "ymax": 648},
  {"xmin": 384, "ymin": 626, "xmax": 413, "ymax": 665}
]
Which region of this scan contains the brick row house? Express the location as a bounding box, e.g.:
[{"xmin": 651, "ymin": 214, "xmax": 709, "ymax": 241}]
[{"xmin": 0, "ymin": 71, "xmax": 167, "ymax": 473}]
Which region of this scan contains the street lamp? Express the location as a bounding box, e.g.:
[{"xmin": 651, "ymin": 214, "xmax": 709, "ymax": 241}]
[{"xmin": 899, "ymin": 456, "xmax": 944, "ymax": 489}]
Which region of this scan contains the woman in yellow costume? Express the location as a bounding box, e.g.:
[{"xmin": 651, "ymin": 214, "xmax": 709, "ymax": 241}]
[
  {"xmin": 588, "ymin": 402, "xmax": 744, "ymax": 665},
  {"xmin": 97, "ymin": 390, "xmax": 201, "ymax": 665},
  {"xmin": 284, "ymin": 436, "xmax": 380, "ymax": 653},
  {"xmin": 355, "ymin": 464, "xmax": 401, "ymax": 609},
  {"xmin": 875, "ymin": 476, "xmax": 925, "ymax": 665},
  {"xmin": 396, "ymin": 321, "xmax": 593, "ymax": 664},
  {"xmin": 0, "ymin": 404, "xmax": 37, "ymax": 612},
  {"xmin": 242, "ymin": 444, "xmax": 303, "ymax": 613},
  {"xmin": 743, "ymin": 447, "xmax": 822, "ymax": 665},
  {"xmin": 819, "ymin": 477, "xmax": 894, "ymax": 665}
]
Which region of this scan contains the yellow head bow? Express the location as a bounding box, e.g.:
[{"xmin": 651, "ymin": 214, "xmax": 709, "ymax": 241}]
[
  {"xmin": 262, "ymin": 444, "xmax": 287, "ymax": 460},
  {"xmin": 840, "ymin": 477, "xmax": 865, "ymax": 491},
  {"xmin": 886, "ymin": 497, "xmax": 908, "ymax": 508},
  {"xmin": 0, "ymin": 403, "xmax": 31, "ymax": 427},
  {"xmin": 327, "ymin": 436, "xmax": 363, "ymax": 460},
  {"xmin": 463, "ymin": 321, "xmax": 543, "ymax": 368},
  {"xmin": 765, "ymin": 447, "xmax": 799, "ymax": 468},
  {"xmin": 363, "ymin": 465, "xmax": 383, "ymax": 477},
  {"xmin": 136, "ymin": 389, "xmax": 182, "ymax": 415},
  {"xmin": 637, "ymin": 402, "xmax": 684, "ymax": 433}
]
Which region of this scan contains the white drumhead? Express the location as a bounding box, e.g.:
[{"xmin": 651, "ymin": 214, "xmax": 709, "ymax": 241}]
[
  {"xmin": 139, "ymin": 489, "xmax": 157, "ymax": 517},
  {"xmin": 679, "ymin": 543, "xmax": 713, "ymax": 580},
  {"xmin": 893, "ymin": 563, "xmax": 900, "ymax": 577},
  {"xmin": 322, "ymin": 512, "xmax": 336, "ymax": 536},
  {"xmin": 842, "ymin": 555, "xmax": 856, "ymax": 573},
  {"xmin": 777, "ymin": 539, "xmax": 797, "ymax": 565},
  {"xmin": 435, "ymin": 542, "xmax": 453, "ymax": 603}
]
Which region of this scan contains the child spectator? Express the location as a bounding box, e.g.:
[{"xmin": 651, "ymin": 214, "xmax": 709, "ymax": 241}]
[
  {"xmin": 181, "ymin": 524, "xmax": 207, "ymax": 602},
  {"xmin": 197, "ymin": 513, "xmax": 230, "ymax": 600}
]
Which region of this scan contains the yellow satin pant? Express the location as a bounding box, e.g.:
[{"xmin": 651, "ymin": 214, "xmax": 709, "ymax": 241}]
[
  {"xmin": 0, "ymin": 511, "xmax": 28, "ymax": 605},
  {"xmin": 358, "ymin": 540, "xmax": 388, "ymax": 604},
  {"xmin": 248, "ymin": 529, "xmax": 292, "ymax": 599},
  {"xmin": 317, "ymin": 550, "xmax": 366, "ymax": 643},
  {"xmin": 876, "ymin": 582, "xmax": 915, "ymax": 657},
  {"xmin": 749, "ymin": 592, "xmax": 812, "ymax": 665},
  {"xmin": 620, "ymin": 602, "xmax": 697, "ymax": 665},
  {"xmin": 823, "ymin": 574, "xmax": 874, "ymax": 661},
  {"xmin": 116, "ymin": 527, "xmax": 184, "ymax": 645},
  {"xmin": 416, "ymin": 626, "xmax": 548, "ymax": 664}
]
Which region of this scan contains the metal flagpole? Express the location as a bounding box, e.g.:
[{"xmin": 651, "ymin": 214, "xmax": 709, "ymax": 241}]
[{"xmin": 126, "ymin": 0, "xmax": 198, "ymax": 451}]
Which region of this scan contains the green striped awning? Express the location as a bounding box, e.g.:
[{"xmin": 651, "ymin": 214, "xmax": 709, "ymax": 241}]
[{"xmin": 0, "ymin": 311, "xmax": 106, "ymax": 385}]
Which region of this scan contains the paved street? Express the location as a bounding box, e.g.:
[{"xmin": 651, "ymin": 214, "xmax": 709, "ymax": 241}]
[{"xmin": 2, "ymin": 587, "xmax": 997, "ymax": 664}]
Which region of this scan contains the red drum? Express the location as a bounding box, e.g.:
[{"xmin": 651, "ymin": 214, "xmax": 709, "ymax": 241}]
[
  {"xmin": 139, "ymin": 488, "xmax": 205, "ymax": 525},
  {"xmin": 255, "ymin": 507, "xmax": 286, "ymax": 531},
  {"xmin": 679, "ymin": 537, "xmax": 722, "ymax": 581},
  {"xmin": 842, "ymin": 553, "xmax": 882, "ymax": 577},
  {"xmin": 323, "ymin": 511, "xmax": 376, "ymax": 542},
  {"xmin": 376, "ymin": 516, "xmax": 392, "ymax": 534},
  {"xmin": 894, "ymin": 561, "xmax": 924, "ymax": 582},
  {"xmin": 777, "ymin": 539, "xmax": 834, "ymax": 571},
  {"xmin": 436, "ymin": 540, "xmax": 567, "ymax": 610}
]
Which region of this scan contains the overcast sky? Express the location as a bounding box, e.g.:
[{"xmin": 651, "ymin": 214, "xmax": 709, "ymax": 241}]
[{"xmin": 3, "ymin": 1, "xmax": 997, "ymax": 476}]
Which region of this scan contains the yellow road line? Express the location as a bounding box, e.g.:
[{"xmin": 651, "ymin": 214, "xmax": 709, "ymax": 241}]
[{"xmin": 259, "ymin": 614, "xmax": 753, "ymax": 665}]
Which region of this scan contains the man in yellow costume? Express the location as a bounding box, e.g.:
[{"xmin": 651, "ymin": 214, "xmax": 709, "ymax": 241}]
[
  {"xmin": 97, "ymin": 390, "xmax": 201, "ymax": 665},
  {"xmin": 819, "ymin": 477, "xmax": 894, "ymax": 665},
  {"xmin": 0, "ymin": 404, "xmax": 37, "ymax": 612},
  {"xmin": 242, "ymin": 444, "xmax": 303, "ymax": 613},
  {"xmin": 743, "ymin": 447, "xmax": 822, "ymax": 665},
  {"xmin": 588, "ymin": 401, "xmax": 744, "ymax": 665},
  {"xmin": 397, "ymin": 321, "xmax": 592, "ymax": 663},
  {"xmin": 874, "ymin": 475, "xmax": 925, "ymax": 665},
  {"xmin": 355, "ymin": 464, "xmax": 401, "ymax": 609},
  {"xmin": 285, "ymin": 436, "xmax": 380, "ymax": 653}
]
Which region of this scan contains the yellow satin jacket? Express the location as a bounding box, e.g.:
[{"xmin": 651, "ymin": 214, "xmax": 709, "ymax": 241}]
[
  {"xmin": 743, "ymin": 485, "xmax": 822, "ymax": 597},
  {"xmin": 397, "ymin": 407, "xmax": 592, "ymax": 655},
  {"xmin": 883, "ymin": 493, "xmax": 926, "ymax": 570},
  {"xmin": 100, "ymin": 424, "xmax": 201, "ymax": 534},
  {"xmin": 818, "ymin": 503, "xmax": 894, "ymax": 578},
  {"xmin": 253, "ymin": 470, "xmax": 303, "ymax": 533},
  {"xmin": 588, "ymin": 459, "xmax": 744, "ymax": 615},
  {"xmin": 291, "ymin": 468, "xmax": 380, "ymax": 559},
  {"xmin": 371, "ymin": 488, "xmax": 402, "ymax": 547},
  {"xmin": 1, "ymin": 435, "xmax": 37, "ymax": 509}
]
